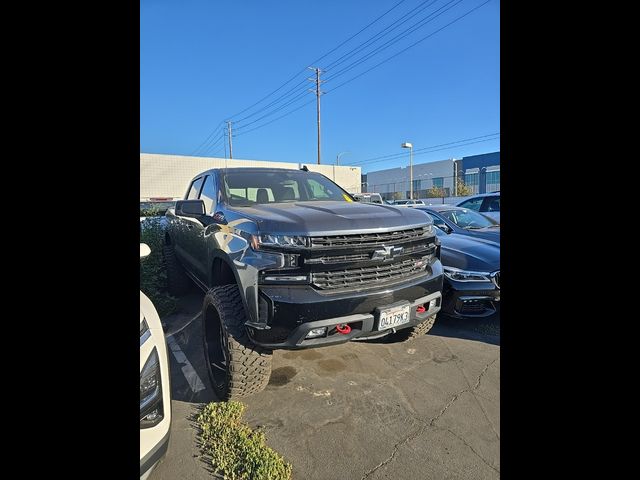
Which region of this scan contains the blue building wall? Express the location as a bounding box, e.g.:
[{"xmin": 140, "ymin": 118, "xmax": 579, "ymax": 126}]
[{"xmin": 461, "ymin": 152, "xmax": 500, "ymax": 194}]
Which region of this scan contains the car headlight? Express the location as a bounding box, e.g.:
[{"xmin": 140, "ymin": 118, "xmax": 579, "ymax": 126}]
[
  {"xmin": 251, "ymin": 234, "xmax": 309, "ymax": 249},
  {"xmin": 443, "ymin": 267, "xmax": 492, "ymax": 282},
  {"xmin": 140, "ymin": 347, "xmax": 164, "ymax": 428}
]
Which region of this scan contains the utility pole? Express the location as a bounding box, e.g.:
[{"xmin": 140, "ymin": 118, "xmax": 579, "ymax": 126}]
[
  {"xmin": 227, "ymin": 120, "xmax": 233, "ymax": 159},
  {"xmin": 309, "ymin": 67, "xmax": 324, "ymax": 164}
]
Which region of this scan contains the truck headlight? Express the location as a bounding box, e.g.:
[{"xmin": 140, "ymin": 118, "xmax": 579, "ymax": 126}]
[
  {"xmin": 443, "ymin": 267, "xmax": 492, "ymax": 282},
  {"xmin": 251, "ymin": 234, "xmax": 309, "ymax": 249},
  {"xmin": 140, "ymin": 347, "xmax": 164, "ymax": 428}
]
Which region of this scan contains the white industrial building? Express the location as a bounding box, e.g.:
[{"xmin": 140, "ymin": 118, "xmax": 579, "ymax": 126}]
[{"xmin": 140, "ymin": 153, "xmax": 362, "ymax": 201}]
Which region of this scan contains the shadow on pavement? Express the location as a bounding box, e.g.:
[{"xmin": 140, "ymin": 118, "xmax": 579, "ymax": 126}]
[{"xmin": 430, "ymin": 312, "xmax": 501, "ymax": 346}]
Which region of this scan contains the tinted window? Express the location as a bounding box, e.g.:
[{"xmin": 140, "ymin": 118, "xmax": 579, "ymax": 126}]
[
  {"xmin": 427, "ymin": 212, "xmax": 447, "ymax": 228},
  {"xmin": 222, "ymin": 170, "xmax": 352, "ymax": 206},
  {"xmin": 187, "ymin": 177, "xmax": 204, "ymax": 200},
  {"xmin": 199, "ymin": 175, "xmax": 217, "ymax": 214},
  {"xmin": 482, "ymin": 196, "xmax": 500, "ymax": 212},
  {"xmin": 459, "ymin": 197, "xmax": 483, "ymax": 211}
]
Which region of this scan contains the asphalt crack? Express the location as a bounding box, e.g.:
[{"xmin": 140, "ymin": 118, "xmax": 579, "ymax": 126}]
[
  {"xmin": 440, "ymin": 338, "xmax": 501, "ymax": 441},
  {"xmin": 444, "ymin": 427, "xmax": 500, "ymax": 475},
  {"xmin": 360, "ymin": 356, "xmax": 499, "ymax": 479},
  {"xmin": 360, "ymin": 424, "xmax": 428, "ymax": 480}
]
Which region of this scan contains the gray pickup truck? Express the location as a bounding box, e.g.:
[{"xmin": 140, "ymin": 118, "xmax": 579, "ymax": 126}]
[{"xmin": 164, "ymin": 167, "xmax": 443, "ymax": 399}]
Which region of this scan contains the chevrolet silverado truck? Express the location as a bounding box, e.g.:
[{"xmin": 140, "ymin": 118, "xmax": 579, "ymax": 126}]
[{"xmin": 164, "ymin": 167, "xmax": 443, "ymax": 400}]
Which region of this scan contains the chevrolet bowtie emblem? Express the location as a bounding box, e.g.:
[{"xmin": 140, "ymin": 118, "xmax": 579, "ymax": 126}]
[{"xmin": 372, "ymin": 245, "xmax": 403, "ymax": 261}]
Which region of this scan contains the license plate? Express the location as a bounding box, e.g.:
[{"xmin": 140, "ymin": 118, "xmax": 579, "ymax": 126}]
[{"xmin": 377, "ymin": 304, "xmax": 411, "ymax": 330}]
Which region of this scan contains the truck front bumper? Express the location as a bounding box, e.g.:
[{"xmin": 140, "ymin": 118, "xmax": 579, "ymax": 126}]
[{"xmin": 247, "ymin": 272, "xmax": 443, "ymax": 349}]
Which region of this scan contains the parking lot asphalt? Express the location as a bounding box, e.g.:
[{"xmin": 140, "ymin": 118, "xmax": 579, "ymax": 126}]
[{"xmin": 150, "ymin": 291, "xmax": 500, "ymax": 480}]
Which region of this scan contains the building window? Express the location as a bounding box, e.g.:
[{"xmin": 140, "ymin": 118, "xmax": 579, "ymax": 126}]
[
  {"xmin": 486, "ymin": 171, "xmax": 500, "ymax": 191},
  {"xmin": 464, "ymin": 173, "xmax": 479, "ymax": 194},
  {"xmin": 432, "ymin": 177, "xmax": 443, "ymax": 188}
]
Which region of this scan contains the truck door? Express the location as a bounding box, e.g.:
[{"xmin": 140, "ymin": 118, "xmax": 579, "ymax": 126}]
[
  {"xmin": 174, "ymin": 176, "xmax": 204, "ymax": 269},
  {"xmin": 185, "ymin": 174, "xmax": 218, "ymax": 286}
]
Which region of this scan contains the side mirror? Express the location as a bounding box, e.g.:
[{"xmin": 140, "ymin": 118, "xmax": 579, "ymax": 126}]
[
  {"xmin": 175, "ymin": 199, "xmax": 205, "ymax": 218},
  {"xmin": 140, "ymin": 243, "xmax": 151, "ymax": 259},
  {"xmin": 435, "ymin": 223, "xmax": 452, "ymax": 234}
]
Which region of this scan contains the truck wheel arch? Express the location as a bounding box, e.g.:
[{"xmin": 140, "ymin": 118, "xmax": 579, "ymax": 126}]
[{"xmin": 209, "ymin": 256, "xmax": 237, "ymax": 287}]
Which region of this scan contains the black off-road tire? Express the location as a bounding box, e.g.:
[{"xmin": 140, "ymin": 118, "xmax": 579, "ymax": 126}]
[
  {"xmin": 202, "ymin": 285, "xmax": 272, "ymax": 400},
  {"xmin": 163, "ymin": 243, "xmax": 190, "ymax": 296},
  {"xmin": 391, "ymin": 314, "xmax": 437, "ymax": 342}
]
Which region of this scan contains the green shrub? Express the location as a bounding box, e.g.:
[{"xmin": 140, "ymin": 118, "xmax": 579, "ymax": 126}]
[
  {"xmin": 140, "ymin": 215, "xmax": 177, "ymax": 317},
  {"xmin": 197, "ymin": 401, "xmax": 292, "ymax": 480}
]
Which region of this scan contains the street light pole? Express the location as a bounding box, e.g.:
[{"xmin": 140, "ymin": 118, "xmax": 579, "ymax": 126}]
[
  {"xmin": 336, "ymin": 151, "xmax": 350, "ymax": 165},
  {"xmin": 401, "ymin": 142, "xmax": 413, "ymax": 199}
]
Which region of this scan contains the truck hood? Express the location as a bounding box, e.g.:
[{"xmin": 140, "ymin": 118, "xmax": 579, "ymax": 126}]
[
  {"xmin": 226, "ymin": 201, "xmax": 432, "ymax": 235},
  {"xmin": 438, "ymin": 233, "xmax": 500, "ymax": 272}
]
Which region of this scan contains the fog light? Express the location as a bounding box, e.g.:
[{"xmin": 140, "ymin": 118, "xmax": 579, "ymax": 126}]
[
  {"xmin": 429, "ymin": 299, "xmax": 438, "ymax": 309},
  {"xmin": 306, "ymin": 327, "xmax": 327, "ymax": 339}
]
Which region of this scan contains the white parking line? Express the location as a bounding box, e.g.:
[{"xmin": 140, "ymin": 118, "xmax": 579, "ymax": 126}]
[
  {"xmin": 167, "ymin": 335, "xmax": 206, "ymax": 393},
  {"xmin": 165, "ymin": 312, "xmax": 201, "ymax": 339}
]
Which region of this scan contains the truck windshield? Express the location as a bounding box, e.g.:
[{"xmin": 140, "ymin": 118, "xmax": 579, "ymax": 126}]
[{"xmin": 223, "ymin": 170, "xmax": 353, "ymax": 206}]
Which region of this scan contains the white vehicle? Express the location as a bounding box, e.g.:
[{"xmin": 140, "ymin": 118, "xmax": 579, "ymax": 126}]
[
  {"xmin": 393, "ymin": 199, "xmax": 425, "ymax": 207},
  {"xmin": 351, "ymin": 192, "xmax": 383, "ymax": 204},
  {"xmin": 456, "ymin": 192, "xmax": 500, "ymax": 223},
  {"xmin": 140, "ymin": 243, "xmax": 171, "ymax": 480}
]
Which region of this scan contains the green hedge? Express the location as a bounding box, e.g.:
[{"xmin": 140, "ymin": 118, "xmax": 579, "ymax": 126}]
[{"xmin": 140, "ymin": 215, "xmax": 177, "ymax": 317}]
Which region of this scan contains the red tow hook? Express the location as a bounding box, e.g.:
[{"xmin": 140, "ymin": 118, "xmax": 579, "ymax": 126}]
[
  {"xmin": 336, "ymin": 323, "xmax": 351, "ymax": 334},
  {"xmin": 416, "ymin": 305, "xmax": 426, "ymax": 314}
]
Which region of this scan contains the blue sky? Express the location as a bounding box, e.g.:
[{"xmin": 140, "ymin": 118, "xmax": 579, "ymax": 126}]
[{"xmin": 140, "ymin": 0, "xmax": 499, "ymax": 173}]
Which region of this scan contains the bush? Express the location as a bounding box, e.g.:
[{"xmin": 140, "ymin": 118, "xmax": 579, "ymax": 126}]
[
  {"xmin": 140, "ymin": 214, "xmax": 177, "ymax": 317},
  {"xmin": 197, "ymin": 401, "xmax": 292, "ymax": 480}
]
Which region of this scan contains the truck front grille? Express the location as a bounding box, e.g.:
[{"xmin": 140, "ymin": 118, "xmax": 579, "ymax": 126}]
[
  {"xmin": 309, "ymin": 227, "xmax": 429, "ymax": 248},
  {"xmin": 305, "ymin": 243, "xmax": 435, "ymax": 265},
  {"xmin": 311, "ymin": 258, "xmax": 429, "ymax": 291}
]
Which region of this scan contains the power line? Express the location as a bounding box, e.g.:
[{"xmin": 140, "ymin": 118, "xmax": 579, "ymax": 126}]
[
  {"xmin": 191, "ymin": 121, "xmax": 224, "ymax": 156},
  {"xmin": 234, "ymin": 88, "xmax": 311, "ymax": 131},
  {"xmin": 326, "ymin": 0, "xmax": 493, "ymax": 94},
  {"xmin": 225, "ymin": 0, "xmax": 408, "ymax": 122},
  {"xmin": 199, "ymin": 129, "xmax": 225, "ymax": 156},
  {"xmin": 324, "ymin": 0, "xmax": 464, "ymax": 83},
  {"xmin": 233, "ymin": 99, "xmax": 315, "ymax": 137},
  {"xmin": 195, "ymin": 0, "xmax": 492, "ymax": 144},
  {"xmin": 193, "ymin": 0, "xmax": 410, "ymax": 148},
  {"xmin": 352, "ymin": 133, "xmax": 500, "ymax": 165},
  {"xmin": 231, "ymin": 0, "xmax": 439, "ymax": 129},
  {"xmin": 323, "ymin": 0, "xmax": 441, "ymax": 72},
  {"xmin": 353, "ymin": 136, "xmax": 501, "ymax": 169},
  {"xmin": 232, "ymin": 0, "xmax": 490, "ymax": 138}
]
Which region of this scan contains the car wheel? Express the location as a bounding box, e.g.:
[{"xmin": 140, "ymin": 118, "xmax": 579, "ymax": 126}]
[
  {"xmin": 202, "ymin": 285, "xmax": 272, "ymax": 400},
  {"xmin": 163, "ymin": 243, "xmax": 190, "ymax": 296},
  {"xmin": 390, "ymin": 314, "xmax": 437, "ymax": 342}
]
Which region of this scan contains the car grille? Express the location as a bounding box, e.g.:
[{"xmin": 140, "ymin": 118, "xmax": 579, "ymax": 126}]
[
  {"xmin": 458, "ymin": 300, "xmax": 492, "ymax": 314},
  {"xmin": 491, "ymin": 271, "xmax": 500, "ymax": 289},
  {"xmin": 311, "ymin": 258, "xmax": 429, "ymax": 291},
  {"xmin": 305, "ymin": 243, "xmax": 435, "ymax": 265},
  {"xmin": 309, "ymin": 226, "xmax": 430, "ymax": 248}
]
